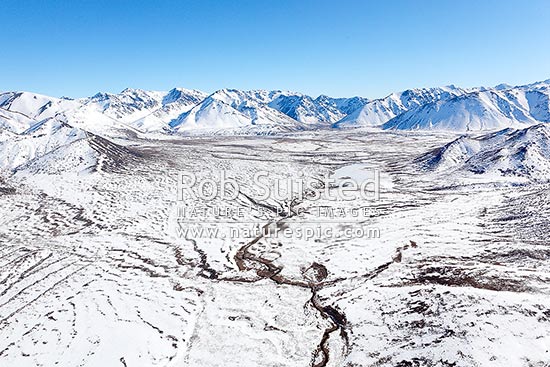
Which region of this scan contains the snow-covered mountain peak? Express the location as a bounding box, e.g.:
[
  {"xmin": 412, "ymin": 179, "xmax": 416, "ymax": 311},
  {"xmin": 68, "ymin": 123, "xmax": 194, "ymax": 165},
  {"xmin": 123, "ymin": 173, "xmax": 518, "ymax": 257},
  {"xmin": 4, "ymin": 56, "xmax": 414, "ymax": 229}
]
[
  {"xmin": 0, "ymin": 91, "xmax": 80, "ymax": 121},
  {"xmin": 170, "ymin": 97, "xmax": 250, "ymax": 132},
  {"xmin": 162, "ymin": 87, "xmax": 206, "ymax": 106},
  {"xmin": 495, "ymin": 83, "xmax": 513, "ymax": 91},
  {"xmin": 334, "ymin": 86, "xmax": 467, "ymax": 128},
  {"xmin": 382, "ymin": 86, "xmax": 549, "ymax": 131}
]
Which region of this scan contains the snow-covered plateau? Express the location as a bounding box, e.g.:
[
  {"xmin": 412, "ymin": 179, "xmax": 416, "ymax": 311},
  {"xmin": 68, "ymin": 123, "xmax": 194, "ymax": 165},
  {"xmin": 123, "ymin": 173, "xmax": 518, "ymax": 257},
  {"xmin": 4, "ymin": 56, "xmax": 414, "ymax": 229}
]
[{"xmin": 1, "ymin": 81, "xmax": 550, "ymax": 367}]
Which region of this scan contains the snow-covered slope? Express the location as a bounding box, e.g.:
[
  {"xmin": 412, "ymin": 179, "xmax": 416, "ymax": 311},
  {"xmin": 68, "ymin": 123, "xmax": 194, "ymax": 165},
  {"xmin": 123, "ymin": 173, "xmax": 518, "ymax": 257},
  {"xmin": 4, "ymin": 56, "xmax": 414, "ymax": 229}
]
[
  {"xmin": 383, "ymin": 90, "xmax": 538, "ymax": 131},
  {"xmin": 515, "ymin": 79, "xmax": 550, "ymax": 122},
  {"xmin": 0, "ymin": 88, "xmax": 207, "ymax": 136},
  {"xmin": 84, "ymin": 87, "xmax": 207, "ymax": 132},
  {"xmin": 170, "ymin": 97, "xmax": 252, "ymax": 132},
  {"xmin": 170, "ymin": 89, "xmax": 310, "ymax": 133},
  {"xmin": 418, "ymin": 124, "xmax": 550, "ymax": 180},
  {"xmin": 0, "ymin": 91, "xmax": 80, "ymax": 121},
  {"xmin": 0, "ymin": 117, "xmax": 88, "ymax": 171},
  {"xmin": 0, "ymin": 108, "xmax": 38, "ymax": 133},
  {"xmin": 0, "ymin": 113, "xmax": 141, "ymax": 174},
  {"xmin": 382, "ymin": 80, "xmax": 550, "ymax": 132},
  {"xmin": 0, "ymin": 90, "xmax": 142, "ymax": 137},
  {"xmin": 82, "ymin": 88, "xmax": 165, "ymax": 121},
  {"xmin": 209, "ymin": 89, "xmax": 301, "ymax": 126},
  {"xmin": 168, "ymin": 88, "xmax": 368, "ymax": 132},
  {"xmin": 18, "ymin": 132, "xmax": 140, "ymax": 175},
  {"xmin": 334, "ymin": 86, "xmax": 465, "ymax": 127}
]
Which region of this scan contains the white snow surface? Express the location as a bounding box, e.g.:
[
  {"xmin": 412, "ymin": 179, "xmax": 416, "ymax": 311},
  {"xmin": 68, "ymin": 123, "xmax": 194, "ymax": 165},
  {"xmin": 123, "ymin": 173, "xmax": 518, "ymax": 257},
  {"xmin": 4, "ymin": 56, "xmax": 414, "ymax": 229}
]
[
  {"xmin": 0, "ymin": 117, "xmax": 88, "ymax": 171},
  {"xmin": 1, "ymin": 129, "xmax": 549, "ymax": 367}
]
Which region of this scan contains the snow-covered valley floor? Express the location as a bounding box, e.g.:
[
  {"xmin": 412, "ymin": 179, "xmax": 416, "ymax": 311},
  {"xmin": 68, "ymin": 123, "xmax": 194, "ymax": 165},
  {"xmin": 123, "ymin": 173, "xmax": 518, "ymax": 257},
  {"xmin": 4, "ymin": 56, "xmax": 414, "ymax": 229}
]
[{"xmin": 0, "ymin": 129, "xmax": 549, "ymax": 367}]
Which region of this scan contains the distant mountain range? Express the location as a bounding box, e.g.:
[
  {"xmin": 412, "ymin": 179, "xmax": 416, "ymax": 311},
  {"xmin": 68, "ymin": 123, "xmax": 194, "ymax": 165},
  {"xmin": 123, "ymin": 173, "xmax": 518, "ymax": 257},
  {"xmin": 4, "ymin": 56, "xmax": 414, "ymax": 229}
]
[
  {"xmin": 1, "ymin": 79, "xmax": 550, "ymax": 173},
  {"xmin": 1, "ymin": 80, "xmax": 549, "ymax": 137}
]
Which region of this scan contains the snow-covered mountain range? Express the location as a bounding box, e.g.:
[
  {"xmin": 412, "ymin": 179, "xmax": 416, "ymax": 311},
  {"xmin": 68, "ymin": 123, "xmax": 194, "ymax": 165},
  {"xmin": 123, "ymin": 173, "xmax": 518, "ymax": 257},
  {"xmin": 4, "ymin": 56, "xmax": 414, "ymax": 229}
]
[
  {"xmin": 2, "ymin": 79, "xmax": 550, "ymax": 137},
  {"xmin": 1, "ymin": 79, "xmax": 550, "ymax": 172},
  {"xmin": 334, "ymin": 85, "xmax": 467, "ymax": 128},
  {"xmin": 382, "ymin": 82, "xmax": 550, "ymax": 131}
]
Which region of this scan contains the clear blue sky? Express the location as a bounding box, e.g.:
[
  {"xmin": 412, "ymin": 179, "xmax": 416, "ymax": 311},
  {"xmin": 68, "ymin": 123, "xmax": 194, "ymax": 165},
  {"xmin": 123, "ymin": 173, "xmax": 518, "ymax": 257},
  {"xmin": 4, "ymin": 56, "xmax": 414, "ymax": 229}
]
[{"xmin": 1, "ymin": 0, "xmax": 550, "ymax": 98}]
